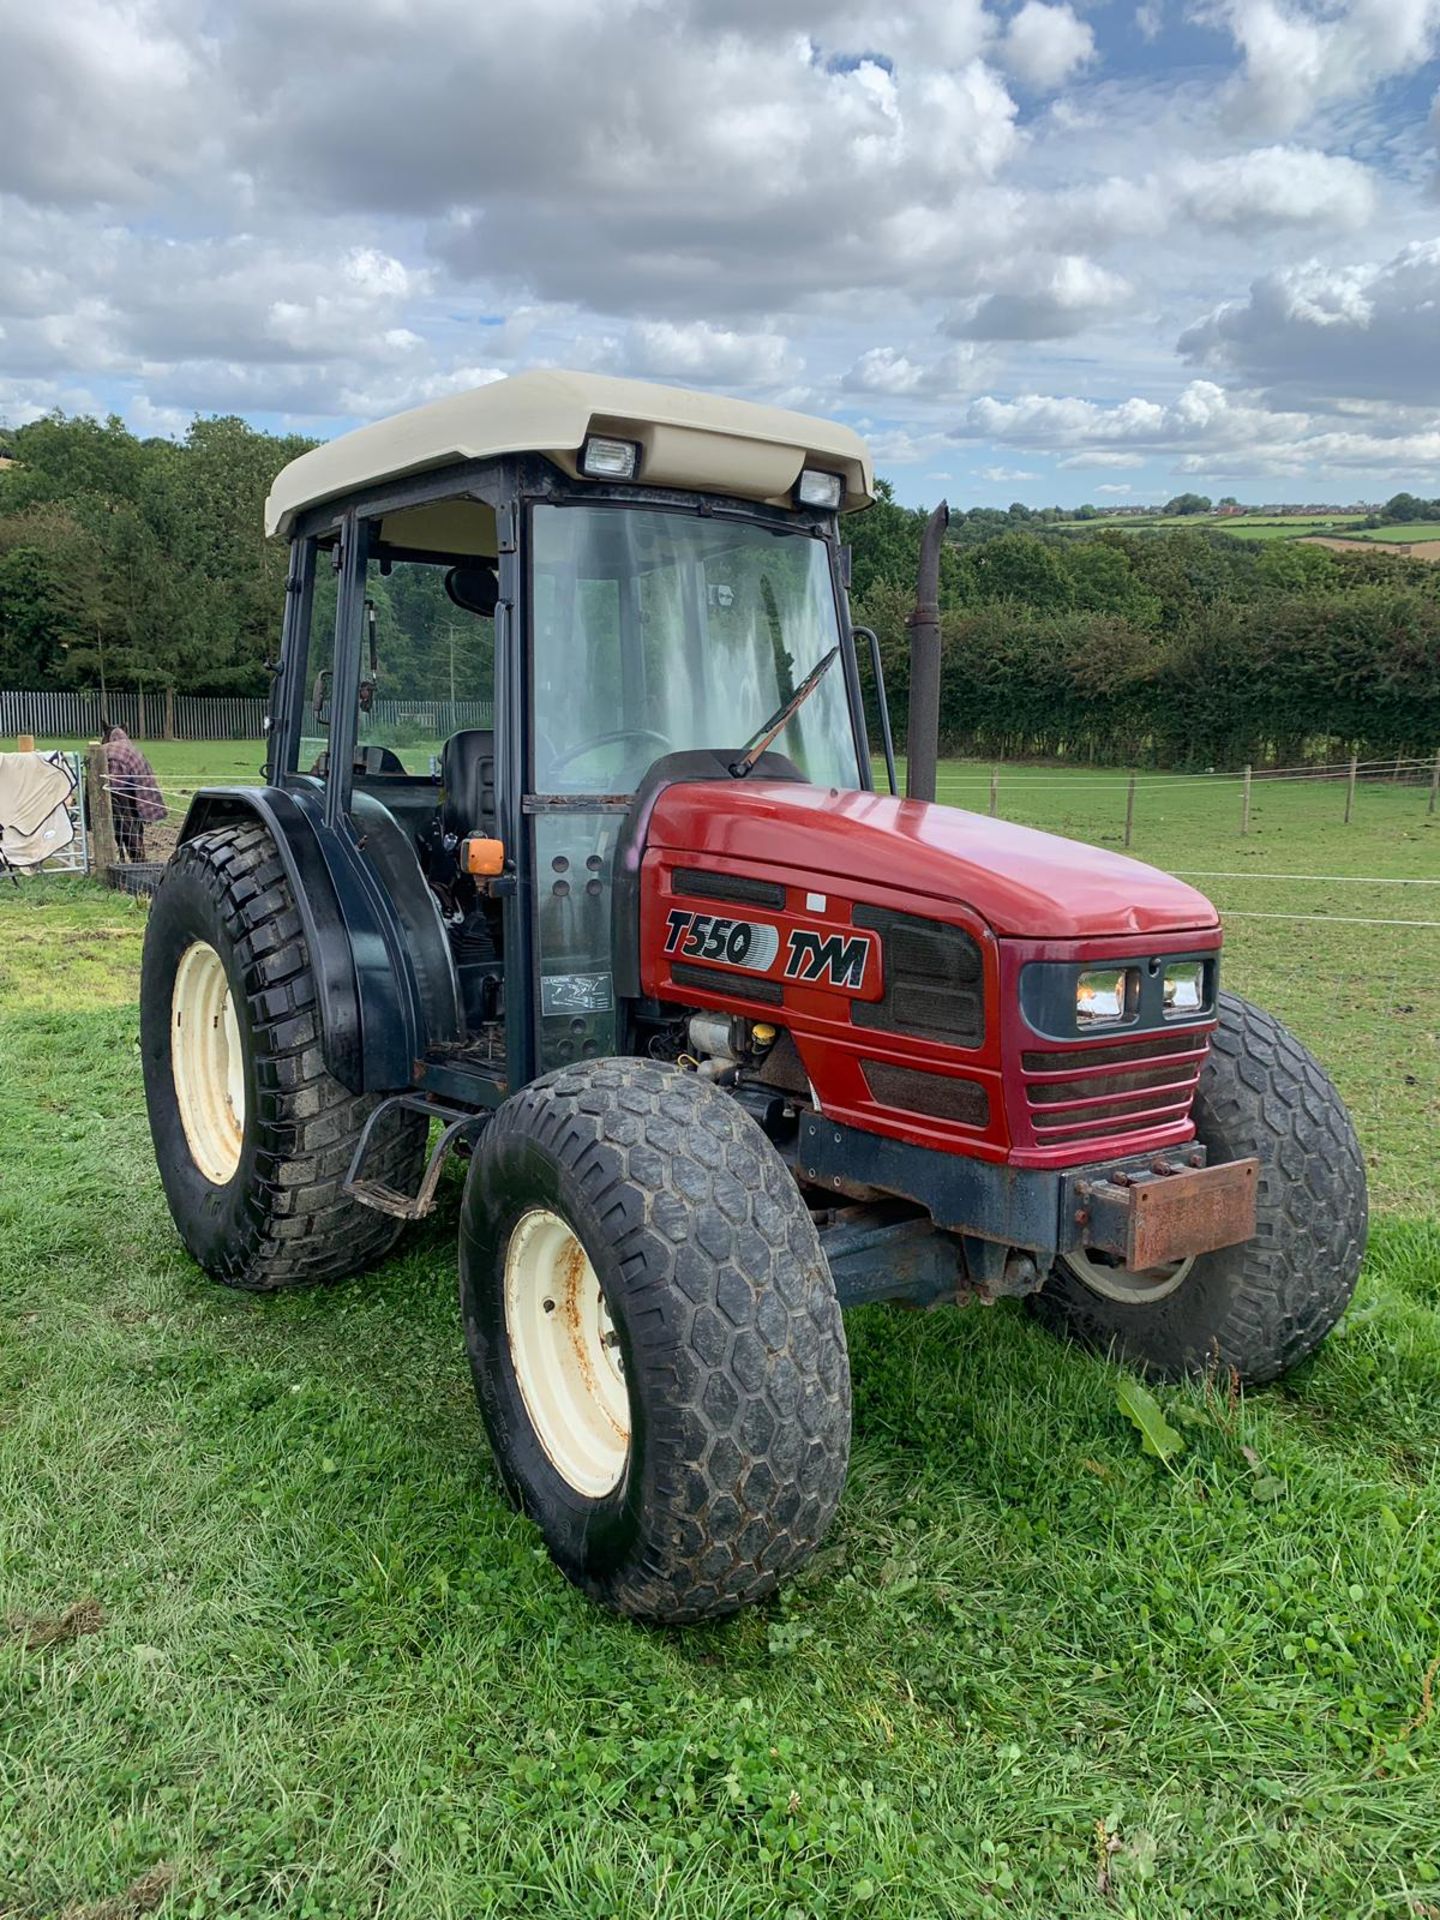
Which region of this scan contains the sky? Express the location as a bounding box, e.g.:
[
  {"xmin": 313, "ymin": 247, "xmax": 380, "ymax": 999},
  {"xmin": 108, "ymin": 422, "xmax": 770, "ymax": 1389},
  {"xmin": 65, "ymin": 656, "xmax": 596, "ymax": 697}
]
[{"xmin": 1, "ymin": 0, "xmax": 1438, "ymax": 509}]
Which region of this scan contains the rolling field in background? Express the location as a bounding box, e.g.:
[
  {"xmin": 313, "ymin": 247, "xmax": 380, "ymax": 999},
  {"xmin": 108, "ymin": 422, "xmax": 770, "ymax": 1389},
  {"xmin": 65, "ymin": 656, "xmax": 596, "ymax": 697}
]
[
  {"xmin": 1078, "ymin": 514, "xmax": 1440, "ymax": 551},
  {"xmin": 2, "ymin": 751, "xmax": 1437, "ymax": 1919}
]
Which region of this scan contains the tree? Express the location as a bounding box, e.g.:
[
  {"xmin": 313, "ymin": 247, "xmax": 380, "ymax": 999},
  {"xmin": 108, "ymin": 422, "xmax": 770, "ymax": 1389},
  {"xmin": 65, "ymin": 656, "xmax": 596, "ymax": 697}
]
[
  {"xmin": 962, "ymin": 533, "xmax": 1073, "ymax": 611},
  {"xmin": 1380, "ymin": 492, "xmax": 1435, "ymax": 524},
  {"xmin": 1163, "ymin": 492, "xmax": 1212, "ymax": 516},
  {"xmin": 0, "ymin": 504, "xmax": 103, "ymax": 685},
  {"xmin": 844, "ymin": 477, "xmax": 925, "ymax": 601}
]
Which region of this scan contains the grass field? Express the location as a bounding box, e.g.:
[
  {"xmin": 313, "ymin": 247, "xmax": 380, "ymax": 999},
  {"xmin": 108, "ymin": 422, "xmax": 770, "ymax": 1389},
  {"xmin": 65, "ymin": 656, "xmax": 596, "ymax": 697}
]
[
  {"xmin": 1328, "ymin": 525, "xmax": 1440, "ymax": 547},
  {"xmin": 3, "ymin": 753, "xmax": 1438, "ymax": 1919},
  {"xmin": 1078, "ymin": 514, "xmax": 1440, "ymax": 549},
  {"xmin": 1078, "ymin": 515, "xmax": 1367, "ymax": 541}
]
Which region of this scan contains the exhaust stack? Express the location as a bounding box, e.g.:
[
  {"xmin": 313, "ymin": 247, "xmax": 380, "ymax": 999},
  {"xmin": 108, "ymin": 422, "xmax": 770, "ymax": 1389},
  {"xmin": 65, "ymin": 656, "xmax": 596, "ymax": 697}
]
[{"xmin": 905, "ymin": 500, "xmax": 949, "ymax": 803}]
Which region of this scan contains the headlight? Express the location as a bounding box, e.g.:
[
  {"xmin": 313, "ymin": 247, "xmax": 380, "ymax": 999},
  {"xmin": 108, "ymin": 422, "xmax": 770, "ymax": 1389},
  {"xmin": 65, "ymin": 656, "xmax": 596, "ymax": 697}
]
[
  {"xmin": 796, "ymin": 468, "xmax": 844, "ymax": 509},
  {"xmin": 1075, "ymin": 967, "xmax": 1137, "ymax": 1027},
  {"xmin": 580, "ymin": 434, "xmax": 640, "ymax": 479},
  {"xmin": 1164, "ymin": 960, "xmax": 1205, "ymax": 1016}
]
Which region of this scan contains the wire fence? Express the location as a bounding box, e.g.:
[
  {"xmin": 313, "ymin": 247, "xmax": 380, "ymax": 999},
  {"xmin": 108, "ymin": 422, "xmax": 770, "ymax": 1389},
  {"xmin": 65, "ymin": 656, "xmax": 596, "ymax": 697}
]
[
  {"xmin": 923, "ymin": 751, "xmax": 1440, "ymax": 841},
  {"xmin": 34, "ymin": 722, "xmax": 1434, "ymax": 930},
  {"xmin": 0, "ymin": 689, "xmax": 493, "ymax": 744}
]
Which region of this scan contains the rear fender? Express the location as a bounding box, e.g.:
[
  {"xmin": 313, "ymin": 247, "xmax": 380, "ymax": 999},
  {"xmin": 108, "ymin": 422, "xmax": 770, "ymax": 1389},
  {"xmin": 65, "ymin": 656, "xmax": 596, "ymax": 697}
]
[{"xmin": 178, "ymin": 785, "xmax": 457, "ymax": 1093}]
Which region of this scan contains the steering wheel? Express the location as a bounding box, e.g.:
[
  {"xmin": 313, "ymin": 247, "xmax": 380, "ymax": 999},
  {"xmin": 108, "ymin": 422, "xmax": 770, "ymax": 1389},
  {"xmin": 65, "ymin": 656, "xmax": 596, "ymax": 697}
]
[{"xmin": 546, "ymin": 727, "xmax": 672, "ymax": 779}]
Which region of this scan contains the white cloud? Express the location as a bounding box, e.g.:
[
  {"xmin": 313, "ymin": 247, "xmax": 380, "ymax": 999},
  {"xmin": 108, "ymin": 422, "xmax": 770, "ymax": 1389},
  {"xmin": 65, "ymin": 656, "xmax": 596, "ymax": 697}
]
[
  {"xmin": 1204, "ymin": 0, "xmax": 1440, "ymax": 137},
  {"xmin": 597, "ymin": 320, "xmax": 800, "ymax": 387},
  {"xmin": 0, "ymin": 0, "xmax": 213, "ymax": 205},
  {"xmin": 862, "ymin": 427, "xmax": 955, "ymax": 465},
  {"xmin": 1057, "ymin": 451, "xmax": 1148, "ymax": 469},
  {"xmin": 954, "ymin": 376, "xmax": 1440, "ymax": 477},
  {"xmin": 334, "ymin": 364, "xmax": 505, "ymax": 419},
  {"xmin": 1, "ymin": 0, "xmax": 1438, "ymax": 497},
  {"xmin": 842, "ymin": 342, "xmax": 996, "ymax": 397},
  {"xmin": 1168, "ymin": 147, "xmax": 1375, "ymax": 231},
  {"xmin": 1179, "ymin": 240, "xmax": 1440, "ymax": 404},
  {"xmin": 946, "ymin": 254, "xmax": 1132, "ymax": 339},
  {"xmin": 1000, "ymin": 2, "xmax": 1095, "ymax": 91},
  {"xmin": 1096, "ymin": 482, "xmax": 1134, "ymax": 493},
  {"xmin": 976, "ymin": 464, "xmax": 1042, "ymax": 481},
  {"xmin": 126, "ymin": 393, "xmax": 191, "ymax": 438},
  {"xmin": 0, "ymin": 211, "xmax": 427, "ymax": 372}
]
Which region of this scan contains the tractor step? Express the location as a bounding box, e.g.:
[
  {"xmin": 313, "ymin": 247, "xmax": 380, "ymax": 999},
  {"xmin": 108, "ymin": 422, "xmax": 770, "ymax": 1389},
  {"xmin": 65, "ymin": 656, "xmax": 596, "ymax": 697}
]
[{"xmin": 344, "ymin": 1095, "xmax": 485, "ymax": 1220}]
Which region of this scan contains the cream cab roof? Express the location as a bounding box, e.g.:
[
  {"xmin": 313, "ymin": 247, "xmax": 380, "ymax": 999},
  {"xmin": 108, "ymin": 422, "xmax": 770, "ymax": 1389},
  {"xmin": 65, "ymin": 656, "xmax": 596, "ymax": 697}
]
[{"xmin": 264, "ymin": 369, "xmax": 874, "ymax": 539}]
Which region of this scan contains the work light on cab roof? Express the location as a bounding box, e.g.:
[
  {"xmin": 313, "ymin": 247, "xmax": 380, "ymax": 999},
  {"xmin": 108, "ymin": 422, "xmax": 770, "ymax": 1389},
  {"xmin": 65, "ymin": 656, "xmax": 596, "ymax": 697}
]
[{"xmin": 137, "ymin": 367, "xmax": 1368, "ymax": 1627}]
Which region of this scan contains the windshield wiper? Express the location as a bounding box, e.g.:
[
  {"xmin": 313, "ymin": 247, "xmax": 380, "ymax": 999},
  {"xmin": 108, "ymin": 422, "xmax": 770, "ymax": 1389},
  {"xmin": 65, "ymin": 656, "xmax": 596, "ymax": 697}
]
[{"xmin": 729, "ymin": 646, "xmax": 839, "ymax": 778}]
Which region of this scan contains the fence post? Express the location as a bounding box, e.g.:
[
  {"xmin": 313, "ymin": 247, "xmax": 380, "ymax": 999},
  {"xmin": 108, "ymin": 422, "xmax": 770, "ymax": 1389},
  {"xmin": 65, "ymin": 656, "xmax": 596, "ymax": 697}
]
[
  {"xmin": 1430, "ymin": 747, "xmax": 1439, "ymax": 817},
  {"xmin": 1124, "ymin": 771, "xmax": 1136, "ymax": 848},
  {"xmin": 1344, "ymin": 752, "xmax": 1357, "ymax": 825},
  {"xmin": 1240, "ymin": 763, "xmax": 1251, "ymax": 836},
  {"xmin": 989, "ymin": 766, "xmax": 999, "ymax": 818},
  {"xmin": 164, "ymin": 686, "xmax": 175, "ymax": 740},
  {"xmin": 86, "ymin": 743, "xmax": 118, "ymax": 875}
]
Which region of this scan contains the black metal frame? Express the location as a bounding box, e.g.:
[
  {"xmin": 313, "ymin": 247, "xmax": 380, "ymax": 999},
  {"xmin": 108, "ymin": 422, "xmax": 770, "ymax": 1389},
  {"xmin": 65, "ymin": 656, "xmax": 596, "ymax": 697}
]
[
  {"xmin": 510, "ymin": 458, "xmax": 870, "ymax": 1094},
  {"xmin": 233, "ymin": 450, "xmax": 874, "ymax": 1105},
  {"xmin": 853, "ymin": 624, "xmax": 897, "ymax": 794}
]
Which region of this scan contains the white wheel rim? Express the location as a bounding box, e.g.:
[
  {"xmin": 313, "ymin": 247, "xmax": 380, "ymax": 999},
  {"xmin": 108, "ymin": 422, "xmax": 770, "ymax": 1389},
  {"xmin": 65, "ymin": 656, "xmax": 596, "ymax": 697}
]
[
  {"xmin": 1067, "ymin": 1246, "xmax": 1195, "ymax": 1305},
  {"xmin": 503, "ymin": 1208, "xmax": 630, "ymax": 1497},
  {"xmin": 171, "ymin": 940, "xmax": 246, "ymax": 1186}
]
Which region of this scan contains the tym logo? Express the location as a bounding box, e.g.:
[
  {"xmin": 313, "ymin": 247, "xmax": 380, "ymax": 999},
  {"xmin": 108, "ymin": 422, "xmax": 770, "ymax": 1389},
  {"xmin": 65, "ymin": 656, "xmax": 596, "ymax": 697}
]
[
  {"xmin": 783, "ymin": 929, "xmax": 869, "ymax": 990},
  {"xmin": 663, "ymin": 907, "xmax": 871, "ymax": 992}
]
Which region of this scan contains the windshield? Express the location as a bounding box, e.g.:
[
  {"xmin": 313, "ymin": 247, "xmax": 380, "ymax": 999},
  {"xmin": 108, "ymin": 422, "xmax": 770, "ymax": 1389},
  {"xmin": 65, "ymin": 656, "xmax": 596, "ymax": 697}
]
[{"xmin": 530, "ymin": 504, "xmax": 861, "ymax": 794}]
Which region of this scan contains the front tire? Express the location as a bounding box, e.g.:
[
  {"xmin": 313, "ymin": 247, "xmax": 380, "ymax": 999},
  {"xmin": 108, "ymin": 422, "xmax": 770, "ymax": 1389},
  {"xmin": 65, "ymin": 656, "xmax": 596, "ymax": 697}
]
[
  {"xmin": 140, "ymin": 822, "xmax": 427, "ymax": 1291},
  {"xmin": 1031, "ymin": 991, "xmax": 1367, "ymax": 1384},
  {"xmin": 459, "ymin": 1060, "xmax": 851, "ymax": 1623}
]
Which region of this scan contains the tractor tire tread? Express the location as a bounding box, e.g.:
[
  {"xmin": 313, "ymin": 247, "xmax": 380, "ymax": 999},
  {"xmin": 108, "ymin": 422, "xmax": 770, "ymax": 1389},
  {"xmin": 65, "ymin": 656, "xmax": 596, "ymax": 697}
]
[
  {"xmin": 157, "ymin": 822, "xmax": 425, "ymax": 1291},
  {"xmin": 475, "ymin": 1059, "xmax": 850, "ymax": 1623},
  {"xmin": 1032, "ymin": 990, "xmax": 1366, "ymax": 1384}
]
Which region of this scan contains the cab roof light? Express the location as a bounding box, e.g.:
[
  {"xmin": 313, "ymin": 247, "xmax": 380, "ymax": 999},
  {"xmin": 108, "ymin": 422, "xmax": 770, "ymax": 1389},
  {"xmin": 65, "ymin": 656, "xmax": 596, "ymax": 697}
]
[
  {"xmin": 796, "ymin": 468, "xmax": 844, "ymax": 510},
  {"xmin": 580, "ymin": 434, "xmax": 640, "ymax": 480}
]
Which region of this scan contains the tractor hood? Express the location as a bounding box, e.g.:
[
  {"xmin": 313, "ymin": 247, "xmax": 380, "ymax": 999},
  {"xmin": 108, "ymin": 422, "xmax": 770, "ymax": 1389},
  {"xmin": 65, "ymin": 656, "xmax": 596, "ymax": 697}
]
[{"xmin": 644, "ymin": 780, "xmax": 1219, "ymax": 939}]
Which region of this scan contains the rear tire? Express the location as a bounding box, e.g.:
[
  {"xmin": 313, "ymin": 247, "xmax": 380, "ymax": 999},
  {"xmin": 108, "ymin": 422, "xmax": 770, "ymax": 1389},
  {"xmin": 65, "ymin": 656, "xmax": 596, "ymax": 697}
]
[
  {"xmin": 140, "ymin": 821, "xmax": 427, "ymax": 1291},
  {"xmin": 1031, "ymin": 991, "xmax": 1367, "ymax": 1384},
  {"xmin": 459, "ymin": 1059, "xmax": 851, "ymax": 1623}
]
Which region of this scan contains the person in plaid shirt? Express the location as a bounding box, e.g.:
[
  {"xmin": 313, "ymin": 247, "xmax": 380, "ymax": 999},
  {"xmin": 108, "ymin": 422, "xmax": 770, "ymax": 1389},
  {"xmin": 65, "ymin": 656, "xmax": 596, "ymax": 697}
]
[{"xmin": 102, "ymin": 722, "xmax": 167, "ymax": 861}]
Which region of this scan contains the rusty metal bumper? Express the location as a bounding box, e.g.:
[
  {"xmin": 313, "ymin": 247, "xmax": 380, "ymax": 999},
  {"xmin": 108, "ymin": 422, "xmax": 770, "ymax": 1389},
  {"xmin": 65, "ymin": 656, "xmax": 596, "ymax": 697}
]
[
  {"xmin": 1067, "ymin": 1157, "xmax": 1259, "ymax": 1268},
  {"xmin": 796, "ymin": 1112, "xmax": 1260, "ymax": 1275}
]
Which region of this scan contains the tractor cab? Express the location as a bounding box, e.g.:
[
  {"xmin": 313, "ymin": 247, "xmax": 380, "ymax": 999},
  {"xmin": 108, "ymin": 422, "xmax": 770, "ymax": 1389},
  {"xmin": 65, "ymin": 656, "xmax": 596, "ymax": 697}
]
[
  {"xmin": 142, "ymin": 370, "xmax": 1366, "ymax": 1626},
  {"xmin": 245, "ymin": 370, "xmax": 875, "ymax": 1103}
]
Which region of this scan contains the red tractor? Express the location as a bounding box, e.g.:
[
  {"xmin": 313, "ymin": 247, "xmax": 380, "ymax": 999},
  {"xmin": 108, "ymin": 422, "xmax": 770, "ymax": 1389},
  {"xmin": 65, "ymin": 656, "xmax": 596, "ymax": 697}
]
[{"xmin": 139, "ymin": 372, "xmax": 1367, "ymax": 1622}]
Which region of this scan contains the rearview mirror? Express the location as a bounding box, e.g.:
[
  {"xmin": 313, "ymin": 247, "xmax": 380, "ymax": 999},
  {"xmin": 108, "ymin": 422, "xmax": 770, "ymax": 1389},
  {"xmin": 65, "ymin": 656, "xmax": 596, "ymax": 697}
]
[{"xmin": 445, "ymin": 564, "xmax": 499, "ymax": 618}]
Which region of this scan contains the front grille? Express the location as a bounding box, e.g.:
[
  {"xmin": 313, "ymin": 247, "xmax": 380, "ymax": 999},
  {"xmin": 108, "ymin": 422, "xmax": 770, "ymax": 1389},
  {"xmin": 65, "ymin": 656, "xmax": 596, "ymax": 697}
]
[
  {"xmin": 862, "ymin": 1060, "xmax": 989, "ymax": 1128},
  {"xmin": 1020, "ymin": 1027, "xmax": 1209, "ymax": 1146},
  {"xmin": 851, "ymin": 906, "xmax": 984, "ymax": 1047},
  {"xmin": 670, "ymin": 960, "xmax": 784, "ymax": 1005},
  {"xmin": 672, "ymin": 867, "xmax": 785, "ymax": 910}
]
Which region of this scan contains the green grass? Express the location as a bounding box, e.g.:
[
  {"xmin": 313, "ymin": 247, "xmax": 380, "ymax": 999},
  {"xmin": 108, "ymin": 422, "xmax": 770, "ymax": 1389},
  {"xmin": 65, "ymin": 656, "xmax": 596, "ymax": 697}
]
[
  {"xmin": 1075, "ymin": 516, "xmax": 1367, "ymax": 540},
  {"xmin": 3, "ymin": 757, "xmax": 1438, "ymax": 1919},
  {"xmin": 1326, "ymin": 525, "xmax": 1440, "ymax": 547},
  {"xmin": 1075, "ymin": 516, "xmax": 1440, "ymax": 546},
  {"xmin": 1213, "ymin": 519, "xmax": 1363, "ymax": 542}
]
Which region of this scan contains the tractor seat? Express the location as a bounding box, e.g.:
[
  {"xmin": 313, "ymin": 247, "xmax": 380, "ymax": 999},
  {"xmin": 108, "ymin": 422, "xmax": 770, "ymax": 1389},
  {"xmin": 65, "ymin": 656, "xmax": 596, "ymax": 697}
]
[{"xmin": 440, "ymin": 728, "xmax": 496, "ymax": 838}]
